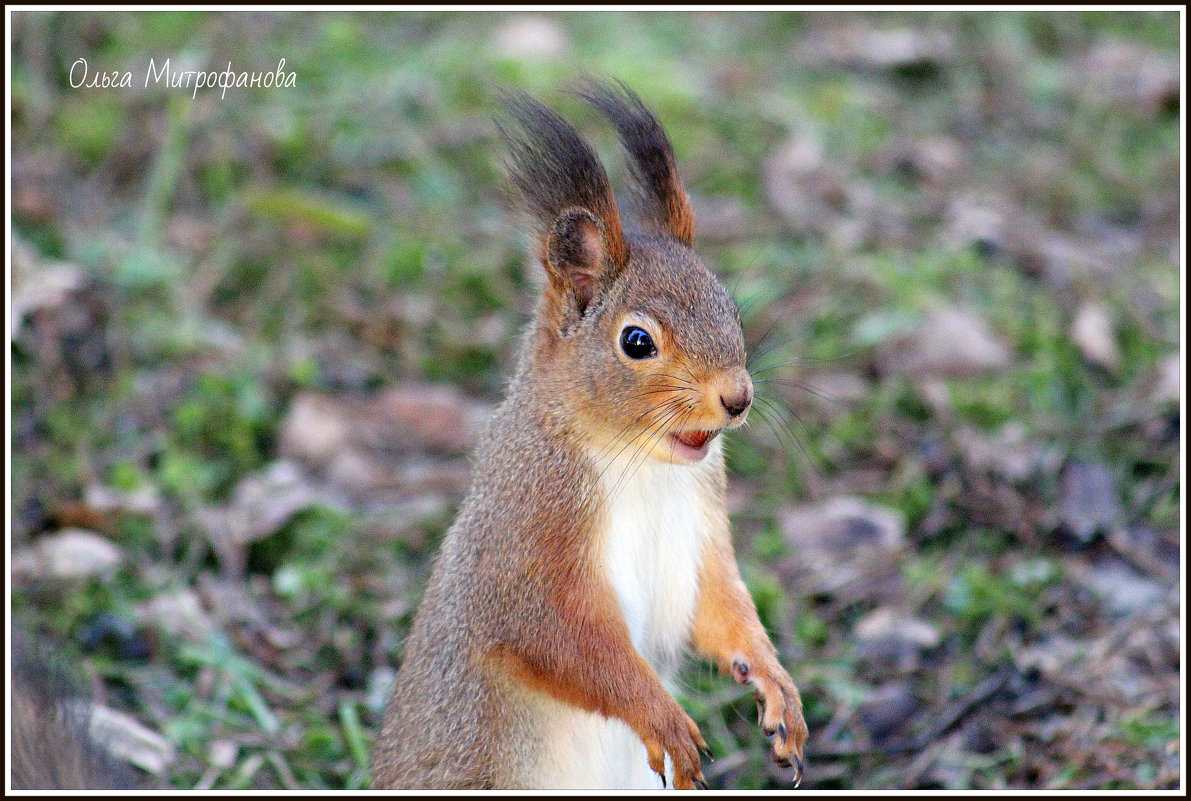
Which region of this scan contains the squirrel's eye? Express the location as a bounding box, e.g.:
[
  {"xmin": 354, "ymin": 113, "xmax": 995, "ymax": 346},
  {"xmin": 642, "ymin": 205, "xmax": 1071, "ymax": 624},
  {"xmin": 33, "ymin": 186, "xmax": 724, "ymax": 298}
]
[{"xmin": 620, "ymin": 326, "xmax": 657, "ymax": 359}]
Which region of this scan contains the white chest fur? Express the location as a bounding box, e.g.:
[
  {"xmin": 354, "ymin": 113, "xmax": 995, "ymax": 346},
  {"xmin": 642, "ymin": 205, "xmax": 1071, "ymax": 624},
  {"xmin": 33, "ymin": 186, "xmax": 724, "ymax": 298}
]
[
  {"xmin": 520, "ymin": 442, "xmax": 719, "ymax": 789},
  {"xmin": 595, "ymin": 442, "xmax": 717, "ymax": 674}
]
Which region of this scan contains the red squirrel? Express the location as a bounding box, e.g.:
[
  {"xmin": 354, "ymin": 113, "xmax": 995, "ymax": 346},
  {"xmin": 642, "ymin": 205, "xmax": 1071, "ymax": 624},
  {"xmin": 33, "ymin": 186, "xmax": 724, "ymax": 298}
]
[{"xmin": 371, "ymin": 81, "xmax": 808, "ymax": 790}]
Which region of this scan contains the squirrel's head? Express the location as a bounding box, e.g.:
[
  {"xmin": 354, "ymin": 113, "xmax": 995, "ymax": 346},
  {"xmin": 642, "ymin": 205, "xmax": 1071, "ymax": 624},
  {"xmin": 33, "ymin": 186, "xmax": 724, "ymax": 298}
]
[{"xmin": 501, "ymin": 81, "xmax": 750, "ymax": 466}]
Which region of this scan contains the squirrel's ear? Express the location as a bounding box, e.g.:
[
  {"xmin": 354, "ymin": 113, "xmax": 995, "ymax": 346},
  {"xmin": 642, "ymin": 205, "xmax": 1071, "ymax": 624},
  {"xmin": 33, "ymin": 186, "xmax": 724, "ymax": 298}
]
[
  {"xmin": 577, "ymin": 80, "xmax": 696, "ymax": 246},
  {"xmin": 545, "ymin": 207, "xmax": 616, "ymax": 314},
  {"xmin": 498, "ymin": 89, "xmax": 630, "ymax": 309}
]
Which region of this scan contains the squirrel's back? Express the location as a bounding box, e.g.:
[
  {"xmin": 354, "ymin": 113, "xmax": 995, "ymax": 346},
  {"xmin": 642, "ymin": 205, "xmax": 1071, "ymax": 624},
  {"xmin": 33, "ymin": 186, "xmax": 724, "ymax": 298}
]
[{"xmin": 371, "ymin": 383, "xmax": 600, "ymax": 788}]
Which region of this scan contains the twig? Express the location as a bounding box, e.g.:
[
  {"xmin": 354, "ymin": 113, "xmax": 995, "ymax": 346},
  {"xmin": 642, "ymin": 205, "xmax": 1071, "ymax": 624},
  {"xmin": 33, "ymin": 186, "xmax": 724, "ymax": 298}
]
[
  {"xmin": 812, "ymin": 665, "xmax": 1013, "ymax": 758},
  {"xmin": 1105, "ymin": 526, "xmax": 1177, "ymax": 584}
]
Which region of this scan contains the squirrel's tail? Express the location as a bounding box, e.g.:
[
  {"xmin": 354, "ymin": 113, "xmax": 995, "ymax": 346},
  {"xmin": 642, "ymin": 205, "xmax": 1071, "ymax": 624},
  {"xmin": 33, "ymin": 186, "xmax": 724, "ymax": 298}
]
[{"xmin": 10, "ymin": 635, "xmax": 140, "ymax": 790}]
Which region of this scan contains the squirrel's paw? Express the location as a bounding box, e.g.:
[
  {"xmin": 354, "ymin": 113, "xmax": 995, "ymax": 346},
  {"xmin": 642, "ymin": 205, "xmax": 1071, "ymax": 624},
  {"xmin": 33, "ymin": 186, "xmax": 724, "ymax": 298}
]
[
  {"xmin": 732, "ymin": 657, "xmax": 808, "ymax": 787},
  {"xmin": 642, "ymin": 708, "xmax": 708, "ymax": 790}
]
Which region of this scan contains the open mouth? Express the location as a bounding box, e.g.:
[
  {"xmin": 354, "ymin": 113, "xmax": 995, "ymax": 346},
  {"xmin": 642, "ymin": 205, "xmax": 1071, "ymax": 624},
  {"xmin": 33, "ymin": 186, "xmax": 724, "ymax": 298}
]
[{"xmin": 669, "ymin": 428, "xmax": 721, "ymax": 462}]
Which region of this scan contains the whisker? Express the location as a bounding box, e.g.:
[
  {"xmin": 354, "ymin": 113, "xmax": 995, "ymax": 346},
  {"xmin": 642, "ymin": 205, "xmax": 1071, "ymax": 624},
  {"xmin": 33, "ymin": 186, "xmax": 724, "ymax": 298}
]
[
  {"xmin": 750, "ymin": 395, "xmax": 821, "ymax": 478},
  {"xmin": 749, "ymin": 345, "xmax": 867, "ymax": 376},
  {"xmin": 653, "ymin": 372, "xmax": 697, "ymax": 387},
  {"xmin": 744, "ymin": 315, "xmax": 789, "ymax": 362},
  {"xmin": 735, "ymin": 292, "xmax": 763, "ymax": 319},
  {"xmin": 642, "ymin": 385, "xmax": 697, "ymax": 395},
  {"xmin": 752, "ymin": 377, "xmax": 844, "ymax": 408},
  {"xmin": 590, "ymin": 397, "xmax": 687, "ymax": 483},
  {"xmin": 623, "ymin": 404, "xmax": 696, "ymax": 494},
  {"xmin": 590, "ymin": 397, "xmax": 686, "ymax": 472},
  {"xmin": 748, "ymin": 359, "xmax": 800, "ymax": 377},
  {"xmin": 729, "ymin": 262, "xmax": 776, "ymax": 322},
  {"xmin": 601, "ymin": 402, "xmax": 690, "ymax": 505}
]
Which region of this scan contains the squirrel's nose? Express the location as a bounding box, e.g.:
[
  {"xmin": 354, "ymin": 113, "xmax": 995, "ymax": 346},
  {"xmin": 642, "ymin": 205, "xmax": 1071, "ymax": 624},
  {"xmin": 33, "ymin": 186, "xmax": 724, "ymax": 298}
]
[{"xmin": 720, "ymin": 388, "xmax": 752, "ymax": 418}]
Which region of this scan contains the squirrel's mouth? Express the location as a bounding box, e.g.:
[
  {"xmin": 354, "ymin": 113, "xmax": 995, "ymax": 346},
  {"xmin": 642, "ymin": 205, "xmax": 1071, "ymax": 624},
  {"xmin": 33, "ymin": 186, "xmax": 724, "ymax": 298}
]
[{"xmin": 668, "ymin": 428, "xmax": 721, "ymax": 463}]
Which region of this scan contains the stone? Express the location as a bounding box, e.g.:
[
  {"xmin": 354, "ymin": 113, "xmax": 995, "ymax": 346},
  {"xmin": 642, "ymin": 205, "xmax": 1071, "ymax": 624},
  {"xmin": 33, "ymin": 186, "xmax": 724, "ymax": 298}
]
[
  {"xmin": 490, "ymin": 15, "xmax": 567, "ymax": 61},
  {"xmin": 1057, "ymin": 461, "xmax": 1122, "ymax": 543},
  {"xmin": 854, "ymin": 607, "xmax": 941, "ymax": 649},
  {"xmin": 11, "ymin": 529, "xmax": 123, "ymax": 581},
  {"xmin": 1070, "ymin": 302, "xmax": 1120, "ymax": 371}
]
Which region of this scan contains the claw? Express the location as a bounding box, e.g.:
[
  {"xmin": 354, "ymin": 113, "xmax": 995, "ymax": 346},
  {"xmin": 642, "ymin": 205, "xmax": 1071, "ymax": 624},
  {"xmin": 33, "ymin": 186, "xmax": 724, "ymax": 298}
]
[
  {"xmin": 778, "ymin": 722, "xmax": 787, "ymax": 744},
  {"xmin": 792, "ymin": 754, "xmax": 804, "ymax": 788},
  {"xmin": 694, "ymin": 778, "xmax": 709, "ymax": 790},
  {"xmin": 699, "ymin": 744, "xmax": 714, "ymax": 761}
]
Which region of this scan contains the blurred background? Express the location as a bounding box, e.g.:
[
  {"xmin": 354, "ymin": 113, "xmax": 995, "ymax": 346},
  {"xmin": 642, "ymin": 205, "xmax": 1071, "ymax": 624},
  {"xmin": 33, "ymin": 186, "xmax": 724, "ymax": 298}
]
[{"xmin": 9, "ymin": 10, "xmax": 1182, "ymax": 790}]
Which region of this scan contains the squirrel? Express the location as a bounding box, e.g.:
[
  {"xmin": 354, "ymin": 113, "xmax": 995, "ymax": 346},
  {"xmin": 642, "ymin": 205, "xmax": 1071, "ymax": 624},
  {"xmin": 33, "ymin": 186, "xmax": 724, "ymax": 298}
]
[
  {"xmin": 370, "ymin": 81, "xmax": 808, "ymax": 790},
  {"xmin": 9, "ymin": 633, "xmax": 142, "ymax": 790},
  {"xmin": 7, "ymin": 82, "xmax": 808, "ymax": 792}
]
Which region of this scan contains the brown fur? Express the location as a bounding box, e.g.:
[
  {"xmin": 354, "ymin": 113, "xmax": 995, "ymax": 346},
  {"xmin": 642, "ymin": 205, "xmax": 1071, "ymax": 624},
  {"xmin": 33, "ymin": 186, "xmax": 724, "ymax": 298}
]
[
  {"xmin": 691, "ymin": 507, "xmax": 810, "ymax": 771},
  {"xmin": 9, "ymin": 635, "xmax": 141, "ymax": 790},
  {"xmin": 577, "ymin": 79, "xmax": 697, "ymax": 245},
  {"xmin": 372, "ymin": 82, "xmax": 806, "ymax": 790}
]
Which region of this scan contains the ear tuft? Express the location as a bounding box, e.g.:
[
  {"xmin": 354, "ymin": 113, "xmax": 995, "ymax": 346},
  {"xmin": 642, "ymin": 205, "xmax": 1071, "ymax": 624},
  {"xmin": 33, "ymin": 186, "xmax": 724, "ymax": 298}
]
[
  {"xmin": 498, "ymin": 90, "xmax": 629, "ymax": 269},
  {"xmin": 576, "ymin": 79, "xmax": 696, "ymax": 246}
]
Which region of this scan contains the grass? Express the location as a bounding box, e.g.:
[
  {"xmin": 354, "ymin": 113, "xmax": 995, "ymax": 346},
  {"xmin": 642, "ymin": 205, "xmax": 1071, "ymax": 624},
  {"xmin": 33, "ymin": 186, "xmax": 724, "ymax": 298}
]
[{"xmin": 10, "ymin": 9, "xmax": 1182, "ymax": 791}]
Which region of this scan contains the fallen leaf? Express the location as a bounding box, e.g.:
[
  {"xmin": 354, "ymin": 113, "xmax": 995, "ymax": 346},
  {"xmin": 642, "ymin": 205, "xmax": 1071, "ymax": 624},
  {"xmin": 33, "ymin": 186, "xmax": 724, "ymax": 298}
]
[
  {"xmin": 203, "ymin": 461, "xmax": 342, "ymax": 547},
  {"xmin": 71, "ymin": 702, "xmax": 175, "ymax": 775},
  {"xmin": 1150, "ymin": 354, "xmax": 1179, "ymax": 405},
  {"xmin": 777, "ymin": 496, "xmax": 906, "ymax": 594},
  {"xmin": 373, "ymin": 384, "xmax": 493, "ymax": 455},
  {"xmin": 84, "ymin": 483, "xmax": 162, "ymax": 517},
  {"xmin": 763, "ymin": 135, "xmax": 900, "ymax": 251},
  {"xmin": 857, "ymin": 682, "xmax": 919, "ymax": 745},
  {"xmin": 879, "ymin": 307, "xmax": 1012, "ymax": 379},
  {"xmin": 277, "ymin": 393, "xmax": 355, "ymax": 465},
  {"xmin": 490, "ymin": 14, "xmax": 568, "ymax": 61},
  {"xmin": 854, "ymin": 607, "xmax": 942, "ymax": 649},
  {"xmin": 1057, "ymin": 461, "xmax": 1122, "ymax": 543},
  {"xmin": 799, "ymin": 24, "xmax": 954, "ymax": 73},
  {"xmin": 1070, "ymin": 302, "xmax": 1120, "ymax": 372},
  {"xmin": 137, "ymin": 588, "xmax": 216, "ymax": 644},
  {"xmin": 954, "ymin": 422, "xmax": 1055, "ymax": 483},
  {"xmin": 1074, "ymin": 559, "xmax": 1171, "ymax": 618},
  {"xmin": 11, "ymin": 529, "xmax": 123, "ymax": 581},
  {"xmin": 280, "ymin": 385, "xmax": 493, "ymax": 465},
  {"xmin": 1075, "ymin": 40, "xmax": 1180, "ymax": 115}
]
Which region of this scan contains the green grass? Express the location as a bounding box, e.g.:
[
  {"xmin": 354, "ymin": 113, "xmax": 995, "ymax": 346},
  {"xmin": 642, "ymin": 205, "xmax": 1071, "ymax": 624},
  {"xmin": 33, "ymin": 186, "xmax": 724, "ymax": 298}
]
[{"xmin": 10, "ymin": 9, "xmax": 1181, "ymax": 791}]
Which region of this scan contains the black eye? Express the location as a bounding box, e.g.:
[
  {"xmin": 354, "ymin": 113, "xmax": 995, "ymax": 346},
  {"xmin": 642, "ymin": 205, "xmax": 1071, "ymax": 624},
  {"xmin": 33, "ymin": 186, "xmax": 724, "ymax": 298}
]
[{"xmin": 620, "ymin": 326, "xmax": 657, "ymax": 359}]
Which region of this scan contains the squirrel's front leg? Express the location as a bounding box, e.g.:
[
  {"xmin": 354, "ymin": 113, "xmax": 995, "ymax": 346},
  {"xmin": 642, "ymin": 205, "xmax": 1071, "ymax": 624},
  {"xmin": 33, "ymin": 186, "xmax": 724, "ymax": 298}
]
[
  {"xmin": 691, "ymin": 530, "xmax": 809, "ymax": 785},
  {"xmin": 488, "ymin": 577, "xmax": 709, "ymax": 789}
]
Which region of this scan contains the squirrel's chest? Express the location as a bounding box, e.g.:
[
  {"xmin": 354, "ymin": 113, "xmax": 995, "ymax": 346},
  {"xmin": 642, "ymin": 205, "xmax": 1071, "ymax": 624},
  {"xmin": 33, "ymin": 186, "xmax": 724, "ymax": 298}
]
[{"xmin": 594, "ymin": 447, "xmax": 716, "ymax": 674}]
